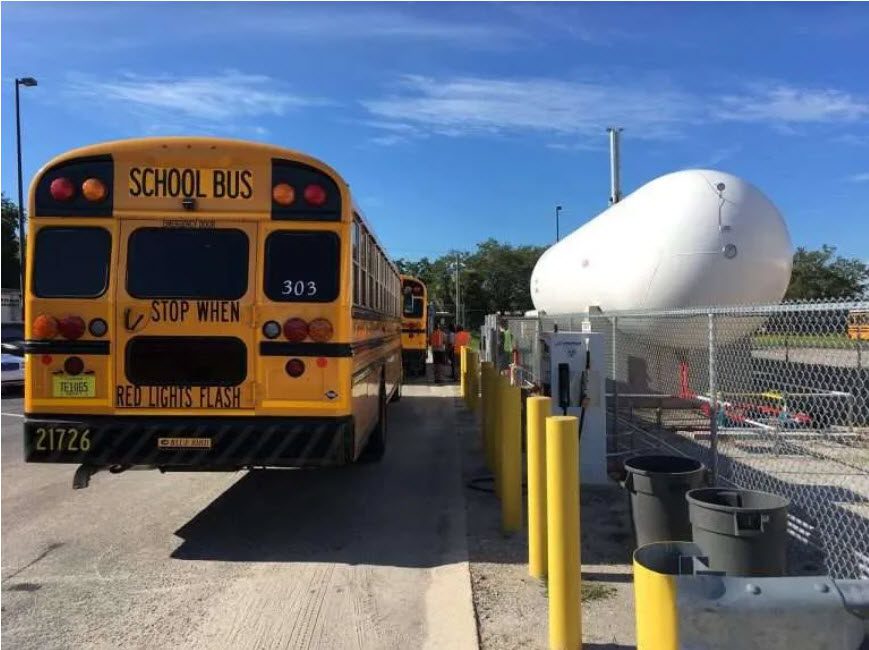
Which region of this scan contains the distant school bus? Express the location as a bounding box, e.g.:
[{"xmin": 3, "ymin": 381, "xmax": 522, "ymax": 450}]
[
  {"xmin": 24, "ymin": 137, "xmax": 401, "ymax": 485},
  {"xmin": 400, "ymin": 275, "xmax": 428, "ymax": 376},
  {"xmin": 847, "ymin": 309, "xmax": 869, "ymax": 340}
]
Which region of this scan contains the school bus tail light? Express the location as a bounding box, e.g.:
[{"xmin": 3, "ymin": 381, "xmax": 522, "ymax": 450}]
[
  {"xmin": 32, "ymin": 314, "xmax": 59, "ymax": 339},
  {"xmin": 272, "ymin": 183, "xmax": 295, "ymax": 206},
  {"xmin": 82, "ymin": 177, "xmax": 108, "ymax": 202},
  {"xmin": 88, "ymin": 318, "xmax": 108, "ymax": 337},
  {"xmin": 285, "ymin": 358, "xmax": 305, "ymax": 378},
  {"xmin": 308, "ymin": 318, "xmax": 333, "ymax": 343},
  {"xmin": 50, "ymin": 177, "xmax": 76, "ymax": 202},
  {"xmin": 303, "ymin": 183, "xmax": 327, "ymax": 207},
  {"xmin": 283, "ymin": 317, "xmax": 309, "ymax": 343},
  {"xmin": 57, "ymin": 315, "xmax": 86, "ymax": 340},
  {"xmin": 262, "ymin": 320, "xmax": 282, "ymax": 339},
  {"xmin": 63, "ymin": 356, "xmax": 84, "ymax": 376}
]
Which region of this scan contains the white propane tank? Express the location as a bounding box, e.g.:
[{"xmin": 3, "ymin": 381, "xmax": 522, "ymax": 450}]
[{"xmin": 530, "ymin": 170, "xmax": 793, "ymax": 347}]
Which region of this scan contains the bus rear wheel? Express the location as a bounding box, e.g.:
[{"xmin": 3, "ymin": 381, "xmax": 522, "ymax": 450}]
[{"xmin": 361, "ymin": 378, "xmax": 387, "ymax": 462}]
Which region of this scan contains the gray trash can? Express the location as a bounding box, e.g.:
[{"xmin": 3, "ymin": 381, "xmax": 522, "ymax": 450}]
[
  {"xmin": 687, "ymin": 487, "xmax": 789, "ymax": 576},
  {"xmin": 624, "ymin": 455, "xmax": 706, "ymax": 548}
]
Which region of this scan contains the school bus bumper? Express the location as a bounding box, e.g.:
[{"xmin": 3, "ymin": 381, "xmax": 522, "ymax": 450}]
[{"xmin": 23, "ymin": 415, "xmax": 355, "ymax": 467}]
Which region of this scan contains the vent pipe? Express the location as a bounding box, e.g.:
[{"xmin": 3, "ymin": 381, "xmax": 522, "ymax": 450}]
[{"xmin": 607, "ymin": 127, "xmax": 623, "ymax": 204}]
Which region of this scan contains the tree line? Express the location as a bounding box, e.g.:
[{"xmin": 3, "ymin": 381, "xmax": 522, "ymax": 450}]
[{"xmin": 2, "ymin": 194, "xmax": 866, "ymax": 324}]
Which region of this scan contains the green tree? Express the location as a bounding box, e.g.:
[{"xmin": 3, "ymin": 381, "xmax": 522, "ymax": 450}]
[
  {"xmin": 396, "ymin": 239, "xmax": 547, "ymax": 329},
  {"xmin": 785, "ymin": 245, "xmax": 869, "ymax": 300},
  {"xmin": 2, "ymin": 194, "xmax": 24, "ymax": 289}
]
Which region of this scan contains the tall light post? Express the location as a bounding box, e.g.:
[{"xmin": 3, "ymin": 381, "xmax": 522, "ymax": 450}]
[
  {"xmin": 15, "ymin": 76, "xmax": 38, "ymax": 314},
  {"xmin": 452, "ymin": 252, "xmax": 467, "ymax": 325},
  {"xmin": 555, "ymin": 204, "xmax": 563, "ymax": 242}
]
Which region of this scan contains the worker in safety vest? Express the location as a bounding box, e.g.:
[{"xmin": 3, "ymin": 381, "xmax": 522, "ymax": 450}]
[
  {"xmin": 430, "ymin": 323, "xmax": 446, "ymax": 383},
  {"xmin": 454, "ymin": 325, "xmax": 471, "ymax": 349}
]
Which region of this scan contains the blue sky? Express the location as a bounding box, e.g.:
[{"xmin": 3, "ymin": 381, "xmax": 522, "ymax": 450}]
[{"xmin": 2, "ymin": 2, "xmax": 868, "ymax": 260}]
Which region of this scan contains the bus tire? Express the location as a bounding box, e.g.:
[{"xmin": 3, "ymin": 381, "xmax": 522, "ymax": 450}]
[{"xmin": 361, "ymin": 378, "xmax": 387, "ymax": 462}]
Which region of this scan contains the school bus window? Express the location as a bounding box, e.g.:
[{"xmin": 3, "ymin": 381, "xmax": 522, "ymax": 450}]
[
  {"xmin": 33, "ymin": 226, "xmax": 111, "ymax": 298},
  {"xmin": 264, "ymin": 231, "xmax": 340, "ymax": 302},
  {"xmin": 128, "ymin": 228, "xmax": 248, "ymax": 300},
  {"xmin": 352, "ymin": 221, "xmax": 360, "ymax": 305}
]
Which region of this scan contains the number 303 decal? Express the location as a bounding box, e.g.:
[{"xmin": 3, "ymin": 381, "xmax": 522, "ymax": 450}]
[{"xmin": 282, "ymin": 280, "xmax": 318, "ymax": 296}]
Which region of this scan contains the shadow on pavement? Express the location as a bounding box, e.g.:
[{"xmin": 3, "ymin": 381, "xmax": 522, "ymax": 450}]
[{"xmin": 172, "ymin": 393, "xmax": 468, "ymax": 569}]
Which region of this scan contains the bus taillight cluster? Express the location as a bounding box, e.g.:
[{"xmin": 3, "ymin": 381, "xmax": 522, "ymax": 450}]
[
  {"xmin": 32, "ymin": 314, "xmax": 107, "ymax": 340},
  {"xmin": 272, "ymin": 182, "xmax": 328, "ymax": 207},
  {"xmin": 262, "ymin": 317, "xmax": 334, "ymax": 343},
  {"xmin": 49, "ymin": 176, "xmax": 108, "ymax": 203}
]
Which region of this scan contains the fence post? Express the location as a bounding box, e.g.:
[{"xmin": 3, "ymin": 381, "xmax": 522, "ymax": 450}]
[
  {"xmin": 546, "ymin": 415, "xmax": 581, "ymax": 650},
  {"xmin": 501, "ymin": 383, "xmax": 522, "ymax": 533},
  {"xmin": 527, "ymin": 396, "xmax": 551, "ymax": 578},
  {"xmin": 707, "ymin": 311, "xmax": 719, "ymax": 485}
]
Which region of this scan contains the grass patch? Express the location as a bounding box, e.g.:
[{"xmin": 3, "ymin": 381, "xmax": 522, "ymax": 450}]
[
  {"xmin": 581, "ymin": 582, "xmax": 617, "ymax": 602},
  {"xmin": 752, "ymin": 333, "xmax": 862, "ymax": 349}
]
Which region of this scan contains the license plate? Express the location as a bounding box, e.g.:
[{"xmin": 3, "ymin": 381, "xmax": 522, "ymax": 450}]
[
  {"xmin": 158, "ymin": 437, "xmax": 212, "ymax": 449},
  {"xmin": 53, "ymin": 375, "xmax": 96, "ymax": 398}
]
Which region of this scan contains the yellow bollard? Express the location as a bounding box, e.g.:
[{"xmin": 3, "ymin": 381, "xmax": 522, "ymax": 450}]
[
  {"xmin": 546, "ymin": 416, "xmax": 581, "ymax": 650},
  {"xmin": 527, "ymin": 396, "xmax": 551, "ymax": 578},
  {"xmin": 501, "ymin": 383, "xmax": 522, "ymax": 533},
  {"xmin": 633, "ymin": 542, "xmax": 686, "ymax": 650},
  {"xmin": 480, "ymin": 362, "xmax": 494, "ymax": 470},
  {"xmin": 467, "ymin": 349, "xmax": 479, "ymax": 413},
  {"xmin": 460, "ymin": 346, "xmax": 469, "ymax": 403},
  {"xmin": 493, "ymin": 375, "xmax": 507, "ymax": 499}
]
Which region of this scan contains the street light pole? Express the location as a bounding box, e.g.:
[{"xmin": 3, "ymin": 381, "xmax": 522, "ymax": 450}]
[
  {"xmin": 15, "ymin": 76, "xmax": 37, "ymax": 317},
  {"xmin": 555, "ymin": 205, "xmax": 563, "ymax": 242},
  {"xmin": 454, "ymin": 252, "xmax": 460, "ymax": 325}
]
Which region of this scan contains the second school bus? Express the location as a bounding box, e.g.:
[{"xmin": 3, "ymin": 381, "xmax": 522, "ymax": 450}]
[{"xmin": 23, "ymin": 137, "xmax": 401, "ymax": 485}]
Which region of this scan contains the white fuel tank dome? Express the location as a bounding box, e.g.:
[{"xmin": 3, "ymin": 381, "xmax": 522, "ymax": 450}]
[{"xmin": 530, "ymin": 170, "xmax": 793, "ymax": 346}]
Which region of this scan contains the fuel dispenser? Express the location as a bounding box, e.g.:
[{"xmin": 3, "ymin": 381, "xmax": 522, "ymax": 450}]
[{"xmin": 538, "ymin": 330, "xmax": 607, "ymax": 484}]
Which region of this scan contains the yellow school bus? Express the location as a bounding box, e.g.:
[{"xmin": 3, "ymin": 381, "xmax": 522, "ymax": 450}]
[
  {"xmin": 23, "ymin": 137, "xmax": 401, "ymax": 486},
  {"xmin": 400, "ymin": 275, "xmax": 428, "ymax": 376},
  {"xmin": 847, "ymin": 309, "xmax": 869, "ymax": 340}
]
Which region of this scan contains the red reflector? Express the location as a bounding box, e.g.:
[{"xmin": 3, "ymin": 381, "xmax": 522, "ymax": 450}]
[
  {"xmin": 283, "ymin": 318, "xmax": 308, "ymax": 343},
  {"xmin": 57, "ymin": 315, "xmax": 86, "ymax": 340},
  {"xmin": 63, "ymin": 356, "xmax": 84, "ymax": 376},
  {"xmin": 41, "ymin": 355, "xmax": 53, "ymax": 366},
  {"xmin": 316, "ymin": 357, "xmax": 328, "ymax": 368},
  {"xmin": 285, "ymin": 358, "xmax": 305, "ymax": 378},
  {"xmin": 50, "ymin": 177, "xmax": 76, "ymax": 202},
  {"xmin": 303, "ymin": 183, "xmax": 327, "ymax": 206}
]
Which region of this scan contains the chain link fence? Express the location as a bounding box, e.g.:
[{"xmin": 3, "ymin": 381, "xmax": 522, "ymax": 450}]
[{"xmin": 498, "ymin": 300, "xmax": 868, "ymax": 579}]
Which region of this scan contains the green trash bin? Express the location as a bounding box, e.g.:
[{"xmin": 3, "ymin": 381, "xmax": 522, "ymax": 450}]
[
  {"xmin": 623, "ymin": 455, "xmax": 706, "ymax": 548},
  {"xmin": 687, "ymin": 487, "xmax": 789, "ymax": 576}
]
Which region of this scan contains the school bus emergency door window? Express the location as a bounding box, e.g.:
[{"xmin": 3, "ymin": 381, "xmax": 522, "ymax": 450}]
[{"xmin": 33, "ymin": 227, "xmax": 111, "ymax": 298}]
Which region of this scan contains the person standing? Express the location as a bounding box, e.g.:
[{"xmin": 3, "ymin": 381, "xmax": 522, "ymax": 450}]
[{"xmin": 430, "ymin": 323, "xmax": 446, "ymax": 383}]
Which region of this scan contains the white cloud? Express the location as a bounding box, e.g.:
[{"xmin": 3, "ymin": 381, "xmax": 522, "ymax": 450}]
[
  {"xmin": 67, "ymin": 72, "xmax": 325, "ymax": 125},
  {"xmin": 362, "ymin": 75, "xmax": 699, "ymax": 144},
  {"xmin": 362, "ymin": 75, "xmax": 869, "ymax": 146},
  {"xmin": 847, "ymin": 172, "xmax": 869, "ymax": 183},
  {"xmin": 712, "ymin": 84, "xmax": 869, "ymax": 123}
]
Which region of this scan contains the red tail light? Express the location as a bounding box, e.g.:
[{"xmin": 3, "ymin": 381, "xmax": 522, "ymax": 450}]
[
  {"xmin": 50, "ymin": 177, "xmax": 76, "ymax": 202},
  {"xmin": 63, "ymin": 356, "xmax": 84, "ymax": 376},
  {"xmin": 285, "ymin": 358, "xmax": 305, "ymax": 378},
  {"xmin": 308, "ymin": 318, "xmax": 333, "ymax": 342},
  {"xmin": 283, "ymin": 318, "xmax": 308, "ymax": 342},
  {"xmin": 57, "ymin": 315, "xmax": 86, "ymax": 340},
  {"xmin": 32, "ymin": 314, "xmax": 59, "ymax": 339},
  {"xmin": 303, "ymin": 184, "xmax": 327, "ymax": 206}
]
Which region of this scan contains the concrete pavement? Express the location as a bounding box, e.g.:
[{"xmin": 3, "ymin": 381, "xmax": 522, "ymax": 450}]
[{"xmin": 1, "ymin": 382, "xmax": 477, "ymax": 649}]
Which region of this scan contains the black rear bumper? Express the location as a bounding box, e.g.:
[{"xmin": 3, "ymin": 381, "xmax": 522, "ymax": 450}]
[{"xmin": 24, "ymin": 414, "xmax": 354, "ymax": 468}]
